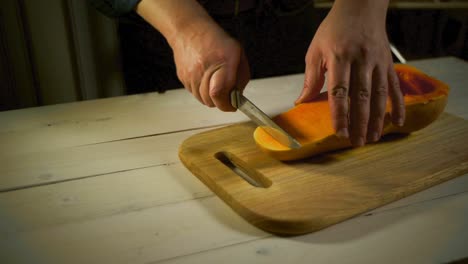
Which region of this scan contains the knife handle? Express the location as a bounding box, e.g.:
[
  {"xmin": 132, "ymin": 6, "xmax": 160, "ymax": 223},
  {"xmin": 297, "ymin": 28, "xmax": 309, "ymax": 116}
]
[{"xmin": 230, "ymin": 89, "xmax": 240, "ymax": 109}]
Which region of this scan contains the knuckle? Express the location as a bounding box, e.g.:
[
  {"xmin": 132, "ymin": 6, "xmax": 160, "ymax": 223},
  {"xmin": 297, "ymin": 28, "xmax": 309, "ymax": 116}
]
[
  {"xmin": 398, "ymin": 102, "xmax": 406, "ymax": 111},
  {"xmin": 392, "ymin": 78, "xmax": 401, "ymax": 90},
  {"xmin": 332, "ymin": 45, "xmax": 352, "ymax": 60},
  {"xmin": 359, "ymin": 45, "xmax": 371, "ymax": 57},
  {"xmin": 209, "ymin": 88, "xmax": 226, "ymax": 99},
  {"xmin": 303, "ymin": 75, "xmax": 315, "ymax": 90},
  {"xmin": 331, "ymin": 85, "xmax": 348, "ymax": 99},
  {"xmin": 374, "ymin": 85, "xmax": 388, "ymax": 97},
  {"xmin": 333, "ymin": 50, "xmax": 349, "ymax": 62},
  {"xmin": 357, "ymin": 87, "xmax": 370, "ymax": 101}
]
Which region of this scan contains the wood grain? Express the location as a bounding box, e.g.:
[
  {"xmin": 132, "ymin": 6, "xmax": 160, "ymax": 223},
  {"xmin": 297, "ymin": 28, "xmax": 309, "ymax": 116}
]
[
  {"xmin": 179, "ymin": 113, "xmax": 468, "ymax": 235},
  {"xmin": 0, "ymin": 127, "xmax": 214, "ymax": 191},
  {"xmin": 0, "ymin": 74, "xmax": 300, "ymax": 156},
  {"xmin": 159, "ymin": 192, "xmax": 468, "ymax": 264}
]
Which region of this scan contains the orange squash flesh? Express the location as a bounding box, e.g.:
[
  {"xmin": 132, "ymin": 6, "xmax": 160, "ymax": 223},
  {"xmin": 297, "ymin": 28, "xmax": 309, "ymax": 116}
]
[{"xmin": 253, "ymin": 64, "xmax": 450, "ymax": 161}]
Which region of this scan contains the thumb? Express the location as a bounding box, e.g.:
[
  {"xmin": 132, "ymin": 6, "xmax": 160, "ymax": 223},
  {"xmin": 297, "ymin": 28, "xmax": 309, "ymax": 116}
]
[
  {"xmin": 295, "ymin": 53, "xmax": 325, "ymax": 105},
  {"xmin": 209, "ymin": 66, "xmax": 234, "ymax": 112}
]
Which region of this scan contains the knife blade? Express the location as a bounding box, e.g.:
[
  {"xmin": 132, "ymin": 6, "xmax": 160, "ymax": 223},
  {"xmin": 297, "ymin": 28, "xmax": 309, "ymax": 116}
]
[{"xmin": 230, "ymin": 90, "xmax": 302, "ymax": 149}]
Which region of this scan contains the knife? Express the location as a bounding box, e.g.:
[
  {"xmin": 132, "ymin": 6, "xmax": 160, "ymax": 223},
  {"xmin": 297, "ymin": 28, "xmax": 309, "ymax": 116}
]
[{"xmin": 230, "ymin": 90, "xmax": 302, "ymax": 149}]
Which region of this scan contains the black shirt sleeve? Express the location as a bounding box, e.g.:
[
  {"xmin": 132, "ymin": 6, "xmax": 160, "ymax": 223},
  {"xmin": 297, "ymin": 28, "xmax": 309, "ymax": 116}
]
[{"xmin": 88, "ymin": 0, "xmax": 142, "ymax": 17}]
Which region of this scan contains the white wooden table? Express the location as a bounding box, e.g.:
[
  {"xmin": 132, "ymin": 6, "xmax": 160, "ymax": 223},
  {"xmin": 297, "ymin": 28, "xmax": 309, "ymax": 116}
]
[{"xmin": 1, "ymin": 57, "xmax": 467, "ymax": 264}]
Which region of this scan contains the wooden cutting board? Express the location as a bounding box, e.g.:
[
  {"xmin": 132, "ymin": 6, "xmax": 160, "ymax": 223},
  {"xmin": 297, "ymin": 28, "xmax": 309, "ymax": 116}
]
[{"xmin": 179, "ymin": 113, "xmax": 468, "ymax": 235}]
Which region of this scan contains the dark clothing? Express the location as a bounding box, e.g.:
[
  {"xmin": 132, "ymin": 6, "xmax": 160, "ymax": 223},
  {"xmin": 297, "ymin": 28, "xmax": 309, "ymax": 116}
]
[
  {"xmin": 89, "ymin": 0, "xmax": 318, "ymax": 94},
  {"xmin": 88, "ymin": 0, "xmax": 141, "ymax": 17},
  {"xmin": 88, "ymin": 0, "xmax": 314, "ymax": 18}
]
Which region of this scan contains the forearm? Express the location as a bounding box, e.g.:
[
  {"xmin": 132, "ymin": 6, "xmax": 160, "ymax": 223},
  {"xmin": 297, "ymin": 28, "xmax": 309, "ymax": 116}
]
[
  {"xmin": 135, "ymin": 0, "xmax": 218, "ymax": 47},
  {"xmin": 331, "ymin": 0, "xmax": 389, "ymax": 26}
]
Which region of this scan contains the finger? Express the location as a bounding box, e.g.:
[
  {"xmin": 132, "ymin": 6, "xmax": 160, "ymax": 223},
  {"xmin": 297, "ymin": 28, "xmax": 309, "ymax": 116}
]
[
  {"xmin": 327, "ymin": 58, "xmax": 351, "ymax": 139},
  {"xmin": 388, "ymin": 66, "xmax": 405, "ymax": 126},
  {"xmin": 367, "ymin": 66, "xmax": 388, "ymax": 142},
  {"xmin": 296, "ymin": 49, "xmax": 325, "ymax": 104},
  {"xmin": 209, "ymin": 66, "xmax": 235, "ymax": 111},
  {"xmin": 192, "ymin": 61, "xmax": 216, "ymax": 107},
  {"xmin": 199, "ymin": 69, "xmax": 216, "ymax": 108},
  {"xmin": 349, "ymin": 63, "xmax": 372, "ymax": 147},
  {"xmin": 210, "ymin": 49, "xmax": 241, "ymax": 112},
  {"xmin": 187, "ymin": 75, "xmax": 205, "ymax": 104}
]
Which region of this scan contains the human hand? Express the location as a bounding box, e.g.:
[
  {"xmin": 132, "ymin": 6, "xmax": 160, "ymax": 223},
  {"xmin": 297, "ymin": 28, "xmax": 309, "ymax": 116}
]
[
  {"xmin": 295, "ymin": 0, "xmax": 405, "ymax": 147},
  {"xmin": 136, "ymin": 0, "xmax": 250, "ymax": 111},
  {"xmin": 171, "ymin": 22, "xmax": 250, "ymax": 111}
]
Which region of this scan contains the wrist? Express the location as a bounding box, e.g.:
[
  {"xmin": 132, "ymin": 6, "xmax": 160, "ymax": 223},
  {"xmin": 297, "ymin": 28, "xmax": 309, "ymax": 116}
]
[
  {"xmin": 331, "ymin": 0, "xmax": 389, "ymax": 26},
  {"xmin": 167, "ymin": 17, "xmax": 220, "ymax": 49}
]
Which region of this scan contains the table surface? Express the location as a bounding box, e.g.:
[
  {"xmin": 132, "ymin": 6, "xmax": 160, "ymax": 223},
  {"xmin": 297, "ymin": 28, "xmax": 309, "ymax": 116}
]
[{"xmin": 1, "ymin": 57, "xmax": 467, "ymax": 264}]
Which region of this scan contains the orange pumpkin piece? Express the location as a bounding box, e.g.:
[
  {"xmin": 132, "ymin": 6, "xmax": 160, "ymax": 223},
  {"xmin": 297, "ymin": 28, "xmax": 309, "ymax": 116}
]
[{"xmin": 253, "ymin": 64, "xmax": 450, "ymax": 161}]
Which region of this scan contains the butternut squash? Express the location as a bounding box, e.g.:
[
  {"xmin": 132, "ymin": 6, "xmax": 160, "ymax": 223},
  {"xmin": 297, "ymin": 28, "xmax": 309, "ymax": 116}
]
[{"xmin": 253, "ymin": 64, "xmax": 449, "ymax": 161}]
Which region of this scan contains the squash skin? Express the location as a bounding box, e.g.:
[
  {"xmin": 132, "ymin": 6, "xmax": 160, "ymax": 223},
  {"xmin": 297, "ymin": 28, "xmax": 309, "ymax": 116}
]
[{"xmin": 253, "ymin": 65, "xmax": 449, "ymax": 161}]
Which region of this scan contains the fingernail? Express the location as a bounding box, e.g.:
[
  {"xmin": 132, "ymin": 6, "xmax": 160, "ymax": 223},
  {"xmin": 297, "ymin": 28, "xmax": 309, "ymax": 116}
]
[{"xmin": 336, "ymin": 128, "xmax": 349, "ymax": 138}]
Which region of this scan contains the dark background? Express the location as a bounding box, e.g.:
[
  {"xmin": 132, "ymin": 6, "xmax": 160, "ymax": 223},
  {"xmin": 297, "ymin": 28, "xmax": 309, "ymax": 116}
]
[{"xmin": 1, "ymin": 1, "xmax": 467, "ymax": 111}]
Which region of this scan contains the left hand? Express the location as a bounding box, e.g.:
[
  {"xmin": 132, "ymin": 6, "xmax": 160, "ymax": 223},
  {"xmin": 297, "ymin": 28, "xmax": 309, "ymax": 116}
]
[{"xmin": 295, "ymin": 0, "xmax": 405, "ymax": 147}]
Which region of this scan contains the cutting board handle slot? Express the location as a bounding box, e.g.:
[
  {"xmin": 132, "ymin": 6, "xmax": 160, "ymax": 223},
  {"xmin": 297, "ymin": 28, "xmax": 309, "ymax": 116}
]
[{"xmin": 215, "ymin": 151, "xmax": 272, "ymax": 188}]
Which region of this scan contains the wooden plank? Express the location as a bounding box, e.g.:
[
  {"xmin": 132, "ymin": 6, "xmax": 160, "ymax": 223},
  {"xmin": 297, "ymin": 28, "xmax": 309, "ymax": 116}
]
[
  {"xmin": 1, "ymin": 196, "xmax": 268, "ymax": 264},
  {"xmin": 1, "ymin": 172, "xmax": 466, "ymax": 264},
  {"xmin": 0, "ymin": 163, "xmax": 212, "ymax": 233},
  {"xmin": 1, "ymin": 151, "xmax": 467, "ymax": 236},
  {"xmin": 0, "ymin": 127, "xmax": 217, "ymax": 191},
  {"xmin": 0, "ymin": 74, "xmax": 300, "ymax": 156},
  {"xmin": 159, "ymin": 192, "xmax": 468, "ymax": 264},
  {"xmin": 179, "ymin": 113, "xmax": 468, "ymax": 235},
  {"xmin": 1, "ymin": 138, "xmax": 467, "ymax": 262}
]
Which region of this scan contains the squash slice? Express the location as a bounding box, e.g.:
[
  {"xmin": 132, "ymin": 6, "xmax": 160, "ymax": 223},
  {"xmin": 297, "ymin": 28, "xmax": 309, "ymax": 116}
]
[{"xmin": 253, "ymin": 64, "xmax": 450, "ymax": 161}]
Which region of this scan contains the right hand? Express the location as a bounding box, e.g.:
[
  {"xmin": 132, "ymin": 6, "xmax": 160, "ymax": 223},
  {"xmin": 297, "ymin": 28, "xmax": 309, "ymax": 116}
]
[
  {"xmin": 171, "ymin": 22, "xmax": 250, "ymax": 111},
  {"xmin": 136, "ymin": 0, "xmax": 250, "ymax": 112}
]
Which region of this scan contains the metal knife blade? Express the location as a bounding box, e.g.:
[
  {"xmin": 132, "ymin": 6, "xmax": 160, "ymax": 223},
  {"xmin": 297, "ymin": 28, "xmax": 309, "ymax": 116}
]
[{"xmin": 230, "ymin": 90, "xmax": 302, "ymax": 149}]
